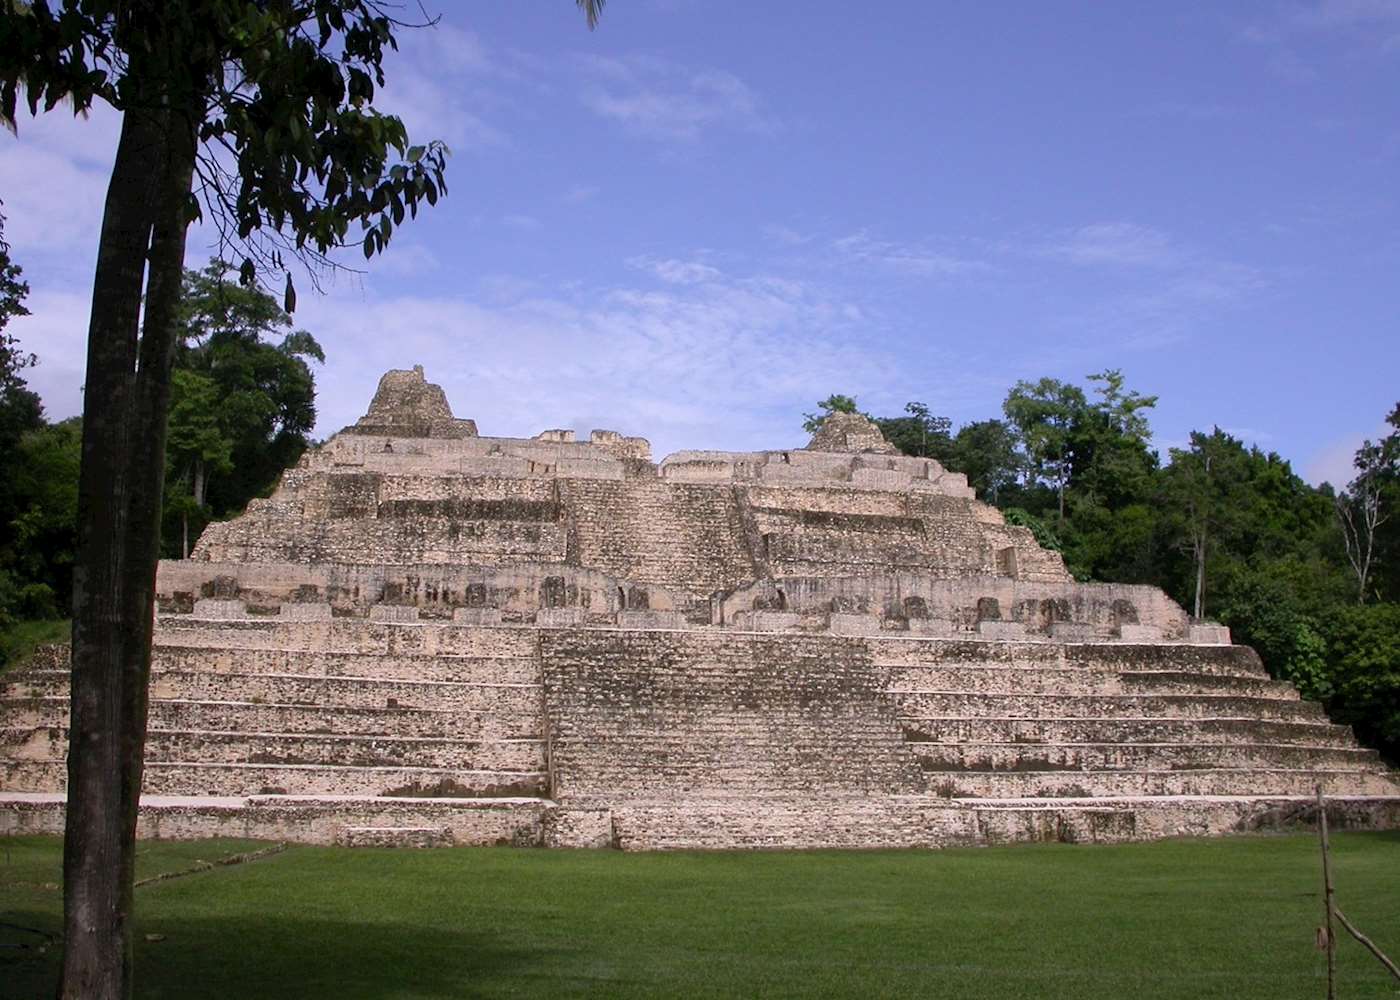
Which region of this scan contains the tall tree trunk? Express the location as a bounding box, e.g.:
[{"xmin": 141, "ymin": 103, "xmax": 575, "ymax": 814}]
[
  {"xmin": 61, "ymin": 84, "xmax": 200, "ymax": 998},
  {"xmin": 1192, "ymin": 532, "xmax": 1207, "ymax": 620}
]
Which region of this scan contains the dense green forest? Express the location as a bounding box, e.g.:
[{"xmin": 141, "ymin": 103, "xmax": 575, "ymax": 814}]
[{"xmin": 1, "ymin": 210, "xmax": 1396, "ymax": 758}]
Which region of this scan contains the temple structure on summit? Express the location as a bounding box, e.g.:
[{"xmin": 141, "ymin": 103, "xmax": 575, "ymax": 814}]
[{"xmin": 2, "ymin": 366, "xmax": 1397, "ymax": 848}]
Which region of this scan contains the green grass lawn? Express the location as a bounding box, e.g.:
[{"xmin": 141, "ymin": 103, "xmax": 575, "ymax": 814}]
[{"xmin": 3, "ymin": 832, "xmax": 1398, "ymax": 999}]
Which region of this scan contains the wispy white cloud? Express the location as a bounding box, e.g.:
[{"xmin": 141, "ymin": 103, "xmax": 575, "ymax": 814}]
[
  {"xmin": 627, "ymin": 255, "xmax": 723, "ymax": 285},
  {"xmin": 0, "ymin": 101, "xmax": 117, "ymax": 259},
  {"xmin": 829, "ymin": 231, "xmax": 986, "ymax": 277},
  {"xmin": 578, "ymin": 56, "xmax": 769, "ymax": 142},
  {"xmin": 293, "ymin": 262, "xmax": 950, "ymax": 456},
  {"xmin": 1038, "ymin": 222, "xmax": 1181, "ymax": 268}
]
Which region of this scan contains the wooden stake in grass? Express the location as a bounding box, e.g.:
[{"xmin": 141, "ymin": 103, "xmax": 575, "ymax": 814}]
[
  {"xmin": 1315, "ymin": 785, "xmax": 1400, "ymax": 992},
  {"xmin": 1317, "ymin": 784, "xmax": 1337, "ymax": 1000}
]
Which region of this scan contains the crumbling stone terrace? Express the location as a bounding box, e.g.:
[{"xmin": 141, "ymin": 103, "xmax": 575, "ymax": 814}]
[{"xmin": 2, "ymin": 367, "xmax": 1397, "ymax": 848}]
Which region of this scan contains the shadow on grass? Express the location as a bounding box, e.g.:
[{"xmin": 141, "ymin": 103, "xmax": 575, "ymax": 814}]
[{"xmin": 3, "ymin": 914, "xmax": 558, "ymax": 1000}]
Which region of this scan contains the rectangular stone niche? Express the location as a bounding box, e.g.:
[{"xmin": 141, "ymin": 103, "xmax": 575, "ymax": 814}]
[
  {"xmin": 279, "ymin": 602, "xmax": 333, "ymax": 622},
  {"xmin": 370, "ymin": 605, "xmax": 420, "ymax": 623},
  {"xmin": 535, "ymin": 608, "xmax": 586, "ymax": 628},
  {"xmin": 192, "ymin": 599, "xmax": 246, "ymax": 620},
  {"xmin": 729, "ymin": 611, "xmax": 802, "ymax": 632},
  {"xmin": 1049, "ymin": 622, "xmax": 1098, "ymax": 642},
  {"xmin": 906, "ymin": 618, "xmax": 955, "ymax": 637},
  {"xmin": 827, "ymin": 613, "xmax": 882, "ymax": 636},
  {"xmin": 616, "ymin": 610, "xmax": 685, "ymax": 630},
  {"xmin": 453, "ymin": 607, "xmax": 503, "ymax": 626},
  {"xmin": 976, "ymin": 620, "xmax": 1028, "ymax": 641}
]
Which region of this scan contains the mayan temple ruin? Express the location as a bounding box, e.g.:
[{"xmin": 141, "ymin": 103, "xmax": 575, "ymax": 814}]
[{"xmin": 2, "ymin": 366, "xmax": 1398, "ymax": 849}]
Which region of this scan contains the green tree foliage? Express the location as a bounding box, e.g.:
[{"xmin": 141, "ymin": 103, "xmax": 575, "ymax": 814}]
[
  {"xmin": 163, "ymin": 264, "xmax": 324, "ymax": 556},
  {"xmin": 874, "ymin": 402, "xmax": 954, "ymax": 460},
  {"xmin": 1317, "ymin": 604, "xmax": 1400, "ymax": 760},
  {"xmin": 1159, "ymin": 429, "xmax": 1247, "ymax": 619},
  {"xmin": 0, "ymin": 418, "xmax": 82, "ymax": 628},
  {"xmin": 0, "ymin": 204, "xmax": 41, "ymax": 460},
  {"xmin": 1003, "ymin": 377, "xmax": 1087, "ymax": 523},
  {"xmin": 950, "ymin": 419, "xmax": 1021, "ymax": 504},
  {"xmin": 802, "ymin": 393, "xmax": 862, "ymax": 434},
  {"xmin": 1334, "ymin": 404, "xmax": 1400, "ymax": 604}
]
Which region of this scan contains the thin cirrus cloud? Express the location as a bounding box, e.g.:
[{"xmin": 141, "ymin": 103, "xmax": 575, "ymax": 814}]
[
  {"xmin": 294, "ymin": 261, "xmax": 937, "ymax": 457},
  {"xmin": 576, "ymin": 54, "xmax": 770, "ymax": 142},
  {"xmin": 1037, "ymin": 222, "xmax": 1182, "ymax": 268},
  {"xmin": 828, "ymin": 231, "xmax": 987, "ymax": 278}
]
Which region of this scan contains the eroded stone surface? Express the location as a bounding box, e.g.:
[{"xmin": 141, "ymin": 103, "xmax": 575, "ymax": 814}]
[{"xmin": 3, "ymin": 366, "xmax": 1396, "ymax": 849}]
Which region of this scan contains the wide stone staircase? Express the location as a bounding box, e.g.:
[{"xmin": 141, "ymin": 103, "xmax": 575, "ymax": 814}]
[
  {"xmin": 876, "ymin": 638, "xmax": 1400, "ymax": 840},
  {"xmin": 0, "ymin": 617, "xmax": 552, "ymax": 846}
]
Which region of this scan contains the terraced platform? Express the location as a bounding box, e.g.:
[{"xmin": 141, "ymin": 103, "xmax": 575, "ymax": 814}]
[{"xmin": 3, "ymin": 367, "xmax": 1396, "ymax": 848}]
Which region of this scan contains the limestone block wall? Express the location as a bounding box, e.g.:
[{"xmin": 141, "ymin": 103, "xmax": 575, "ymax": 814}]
[
  {"xmin": 539, "ymin": 630, "xmax": 924, "ymax": 801},
  {"xmin": 558, "ymin": 479, "xmax": 757, "ymax": 600},
  {"xmin": 719, "ymin": 574, "xmax": 1189, "ymax": 637},
  {"xmin": 156, "ymin": 560, "xmax": 691, "ymax": 620}
]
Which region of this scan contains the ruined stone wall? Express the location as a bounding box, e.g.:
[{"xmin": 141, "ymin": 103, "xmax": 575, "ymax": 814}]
[
  {"xmin": 155, "ymin": 560, "xmax": 689, "ymax": 618},
  {"xmin": 557, "ymin": 480, "xmax": 756, "ymax": 602},
  {"xmin": 719, "ymin": 574, "xmax": 1187, "ymax": 637},
  {"xmin": 539, "ymin": 630, "xmax": 923, "ymax": 801}
]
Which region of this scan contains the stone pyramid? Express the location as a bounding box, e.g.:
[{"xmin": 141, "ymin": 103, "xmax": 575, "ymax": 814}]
[{"xmin": 3, "ymin": 367, "xmax": 1396, "ymax": 847}]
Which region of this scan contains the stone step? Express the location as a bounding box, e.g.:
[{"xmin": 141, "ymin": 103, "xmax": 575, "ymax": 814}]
[
  {"xmin": 870, "ymin": 641, "xmax": 1270, "ymax": 679},
  {"xmin": 0, "ymin": 791, "xmax": 551, "ymax": 846},
  {"xmin": 883, "ymin": 667, "xmax": 1287, "ymax": 698},
  {"xmin": 1119, "ymin": 671, "xmax": 1296, "ymax": 698},
  {"xmin": 154, "ymin": 619, "xmax": 540, "ymax": 658},
  {"xmin": 3, "ymin": 696, "xmax": 538, "ymax": 740},
  {"xmin": 908, "ymin": 742, "xmax": 1379, "ymax": 774},
  {"xmin": 597, "ymin": 792, "xmax": 1400, "ymax": 850},
  {"xmin": 966, "ymin": 794, "xmax": 1400, "ymax": 844},
  {"xmin": 14, "ymin": 669, "xmax": 542, "ymax": 714},
  {"xmin": 146, "ymin": 729, "xmax": 544, "ymax": 770},
  {"xmin": 899, "ymin": 716, "xmax": 1360, "ymax": 748},
  {"xmin": 338, "ymin": 825, "xmax": 455, "ymax": 848},
  {"xmin": 891, "ymin": 692, "xmax": 1325, "ymax": 721},
  {"xmin": 152, "ymin": 646, "xmax": 540, "ymax": 685},
  {"xmin": 923, "ymin": 769, "xmax": 1400, "ymax": 799},
  {"xmin": 2, "ymin": 759, "xmax": 549, "ymax": 799}
]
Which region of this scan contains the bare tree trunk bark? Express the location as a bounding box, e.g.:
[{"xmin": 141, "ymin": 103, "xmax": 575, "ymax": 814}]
[
  {"xmin": 60, "ymin": 85, "xmax": 199, "ymax": 999},
  {"xmin": 1192, "ymin": 533, "xmax": 1206, "ymax": 620}
]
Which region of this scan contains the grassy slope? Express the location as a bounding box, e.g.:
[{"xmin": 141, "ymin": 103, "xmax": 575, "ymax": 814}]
[{"xmin": 2, "ymin": 833, "xmax": 1398, "ymax": 999}]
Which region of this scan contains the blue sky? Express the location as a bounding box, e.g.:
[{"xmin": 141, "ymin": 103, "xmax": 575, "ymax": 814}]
[{"xmin": 4, "ymin": 1, "xmax": 1398, "ymax": 485}]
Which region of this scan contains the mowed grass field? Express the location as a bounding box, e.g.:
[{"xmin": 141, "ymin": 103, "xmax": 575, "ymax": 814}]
[{"xmin": 3, "ymin": 832, "xmax": 1398, "ymax": 999}]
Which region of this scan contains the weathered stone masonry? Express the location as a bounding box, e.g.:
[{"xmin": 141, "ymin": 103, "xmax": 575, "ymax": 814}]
[{"xmin": 2, "ymin": 366, "xmax": 1396, "ymax": 848}]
